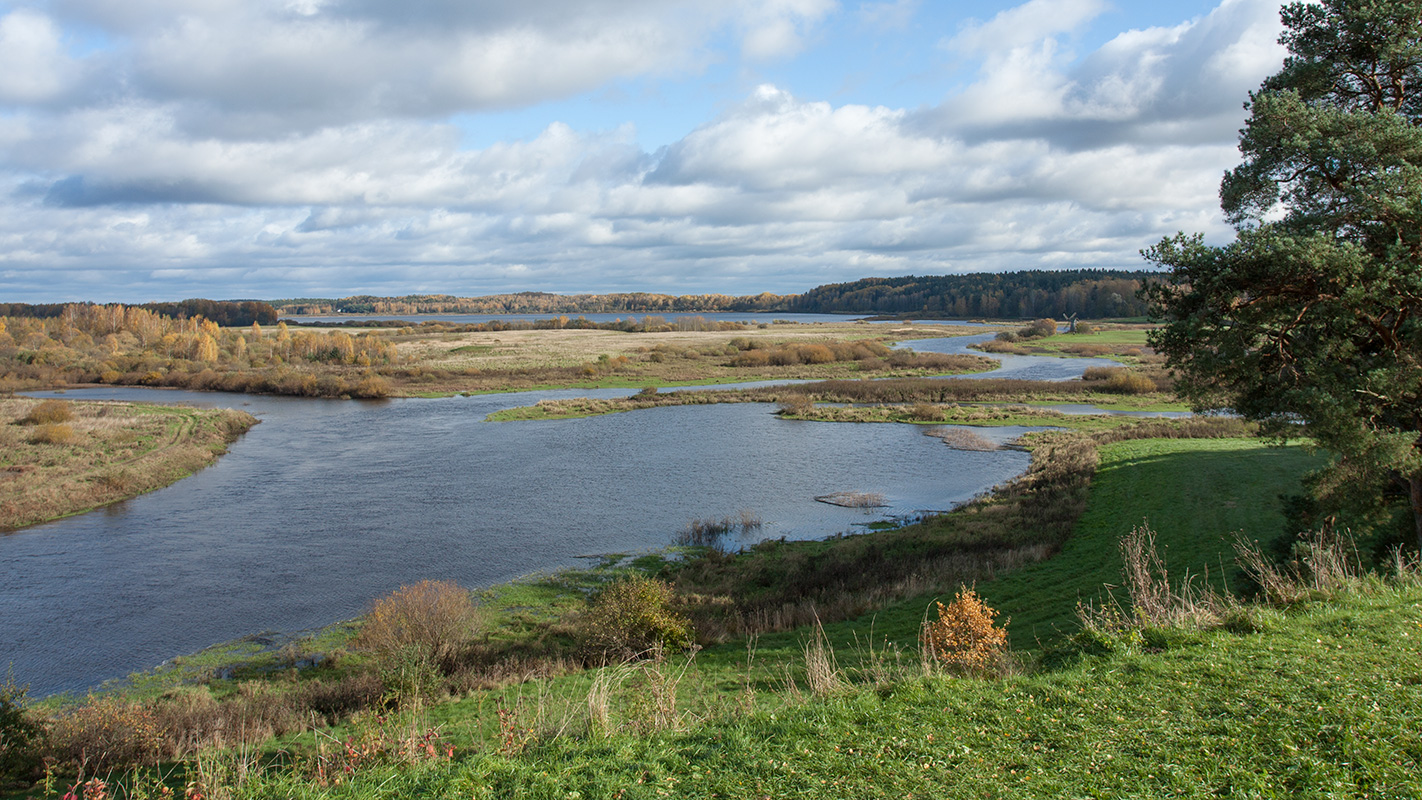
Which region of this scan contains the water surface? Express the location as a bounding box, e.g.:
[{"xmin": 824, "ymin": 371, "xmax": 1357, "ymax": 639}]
[{"xmin": 3, "ymin": 384, "xmax": 1032, "ymax": 696}]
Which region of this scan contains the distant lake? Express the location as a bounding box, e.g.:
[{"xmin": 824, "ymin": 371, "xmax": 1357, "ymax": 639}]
[{"xmin": 281, "ymin": 311, "xmax": 992, "ymax": 326}]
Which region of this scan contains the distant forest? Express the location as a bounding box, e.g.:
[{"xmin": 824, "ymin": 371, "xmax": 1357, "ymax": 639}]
[
  {"xmin": 273, "ymin": 292, "xmax": 790, "ymax": 316},
  {"xmin": 0, "ymin": 270, "xmax": 1154, "ymax": 324},
  {"xmin": 784, "ymin": 271, "xmax": 1152, "ymax": 318},
  {"xmin": 0, "ymin": 299, "xmax": 279, "ymax": 327},
  {"xmin": 273, "ymin": 270, "xmax": 1154, "ymax": 320}
]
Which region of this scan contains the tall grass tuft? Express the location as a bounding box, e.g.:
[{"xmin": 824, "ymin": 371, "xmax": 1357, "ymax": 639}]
[
  {"xmin": 674, "ymin": 511, "xmax": 763, "ymax": 546},
  {"xmin": 1076, "ymin": 524, "xmax": 1232, "ymax": 637},
  {"xmin": 1235, "ymin": 527, "xmax": 1364, "ymax": 604},
  {"xmin": 801, "ymin": 621, "xmax": 844, "ymax": 696}
]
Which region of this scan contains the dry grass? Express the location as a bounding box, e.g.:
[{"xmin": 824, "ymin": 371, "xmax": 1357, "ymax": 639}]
[
  {"xmin": 813, "ymin": 491, "xmax": 887, "ymax": 508},
  {"xmin": 1234, "ymin": 527, "xmax": 1366, "ymax": 604},
  {"xmin": 924, "ymin": 427, "xmax": 998, "ymax": 451},
  {"xmin": 675, "ymin": 511, "xmax": 764, "ymax": 546},
  {"xmin": 1076, "ymin": 524, "xmax": 1234, "ymax": 635},
  {"xmin": 0, "ymin": 398, "xmax": 257, "ymax": 531},
  {"xmin": 397, "ymin": 322, "xmax": 994, "ymax": 393},
  {"xmin": 411, "ymin": 323, "xmax": 975, "ymax": 371}
]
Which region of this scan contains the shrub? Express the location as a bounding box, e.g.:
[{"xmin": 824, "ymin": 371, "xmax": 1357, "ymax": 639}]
[
  {"xmin": 921, "ymin": 587, "xmax": 1009, "ymax": 675},
  {"xmin": 0, "ymin": 675, "xmax": 41, "ymax": 788},
  {"xmin": 777, "ymin": 396, "xmax": 813, "ymax": 417},
  {"xmin": 356, "ymin": 580, "xmax": 484, "ymax": 673},
  {"xmin": 1018, "ymin": 318, "xmax": 1058, "ymax": 339},
  {"xmin": 797, "ymin": 344, "xmax": 835, "ymax": 364},
  {"xmin": 579, "ymin": 575, "xmax": 694, "ymax": 661},
  {"xmin": 1080, "ymin": 366, "xmax": 1117, "ymax": 381},
  {"xmin": 30, "ymin": 423, "xmax": 75, "ymax": 445},
  {"xmin": 47, "ymin": 696, "xmax": 163, "ymax": 770},
  {"xmin": 908, "ymin": 402, "xmax": 942, "ymax": 422},
  {"xmin": 353, "ymin": 375, "xmax": 390, "ymax": 398},
  {"xmin": 21, "ymin": 399, "xmax": 72, "ymax": 425},
  {"xmin": 1101, "ymin": 370, "xmax": 1157, "ymax": 394}
]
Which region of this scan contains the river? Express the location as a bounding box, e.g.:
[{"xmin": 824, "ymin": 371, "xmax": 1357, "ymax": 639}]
[{"xmin": 3, "ymin": 330, "xmax": 1108, "ymax": 696}]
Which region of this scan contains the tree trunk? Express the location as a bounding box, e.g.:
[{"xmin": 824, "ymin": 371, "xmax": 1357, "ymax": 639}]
[{"xmin": 1411, "ymin": 473, "xmax": 1422, "ymax": 553}]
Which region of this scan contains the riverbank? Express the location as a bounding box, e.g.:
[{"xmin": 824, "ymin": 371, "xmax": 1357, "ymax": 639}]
[
  {"xmin": 12, "ymin": 419, "xmax": 1411, "ymax": 799},
  {"xmin": 0, "ymin": 397, "xmax": 257, "ymax": 531},
  {"xmin": 486, "ymin": 378, "xmax": 1182, "ymax": 423}
]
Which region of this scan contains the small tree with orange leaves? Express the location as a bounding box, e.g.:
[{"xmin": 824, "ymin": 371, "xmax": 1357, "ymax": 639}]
[{"xmin": 921, "ymin": 587, "xmax": 1009, "ymax": 675}]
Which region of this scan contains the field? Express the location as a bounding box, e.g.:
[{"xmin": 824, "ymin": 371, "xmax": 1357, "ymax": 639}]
[
  {"xmin": 977, "ymin": 324, "xmax": 1157, "ymax": 363},
  {"xmin": 0, "ymin": 397, "xmax": 256, "ymax": 531}
]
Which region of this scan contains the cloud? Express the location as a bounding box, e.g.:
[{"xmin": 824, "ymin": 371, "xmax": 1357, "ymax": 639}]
[
  {"xmin": 925, "ymin": 0, "xmax": 1285, "ymax": 147},
  {"xmin": 0, "ymin": 0, "xmax": 1287, "ymax": 301},
  {"xmin": 736, "ymin": 0, "xmax": 837, "ymax": 61},
  {"xmin": 17, "ymin": 0, "xmax": 839, "ymax": 137},
  {"xmin": 0, "ymin": 10, "xmax": 83, "ymax": 104},
  {"xmin": 945, "ymin": 0, "xmax": 1108, "ymax": 55}
]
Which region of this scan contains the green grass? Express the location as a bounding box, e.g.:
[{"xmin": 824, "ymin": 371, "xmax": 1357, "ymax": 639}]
[
  {"xmin": 227, "ymin": 584, "xmax": 1422, "ymax": 798},
  {"xmin": 222, "ymin": 434, "xmax": 1421, "ymax": 799},
  {"xmin": 681, "ymin": 437, "xmax": 1321, "ymax": 671},
  {"xmin": 28, "ymin": 434, "xmax": 1418, "ymax": 800},
  {"xmin": 979, "ymin": 437, "xmax": 1323, "ymax": 646}
]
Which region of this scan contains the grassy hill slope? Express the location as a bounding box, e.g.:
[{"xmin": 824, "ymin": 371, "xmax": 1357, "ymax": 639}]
[{"xmin": 210, "ymin": 436, "xmax": 1422, "ymax": 798}]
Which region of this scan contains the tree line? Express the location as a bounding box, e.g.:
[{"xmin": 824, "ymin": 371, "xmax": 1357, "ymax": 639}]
[
  {"xmin": 271, "ymin": 270, "xmax": 1153, "ymax": 320},
  {"xmin": 0, "ymin": 299, "xmax": 278, "ymax": 327},
  {"xmin": 783, "ymin": 271, "xmax": 1152, "ymax": 318}
]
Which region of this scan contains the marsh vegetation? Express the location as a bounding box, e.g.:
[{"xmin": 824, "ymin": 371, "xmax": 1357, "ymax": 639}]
[{"xmin": 0, "ymin": 397, "xmax": 256, "ymax": 531}]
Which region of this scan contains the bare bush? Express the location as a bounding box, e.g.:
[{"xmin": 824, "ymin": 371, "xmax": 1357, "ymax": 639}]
[
  {"xmin": 357, "ymin": 580, "xmax": 484, "ymax": 672},
  {"xmin": 46, "ymin": 696, "xmax": 163, "ymax": 770}
]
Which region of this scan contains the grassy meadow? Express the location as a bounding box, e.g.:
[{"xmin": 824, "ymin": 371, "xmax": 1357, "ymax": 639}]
[{"xmin": 0, "ymin": 397, "xmax": 256, "ymax": 531}]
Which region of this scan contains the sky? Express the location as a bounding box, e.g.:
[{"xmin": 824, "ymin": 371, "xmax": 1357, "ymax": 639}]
[{"xmin": 0, "ymin": 0, "xmax": 1288, "ymax": 303}]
